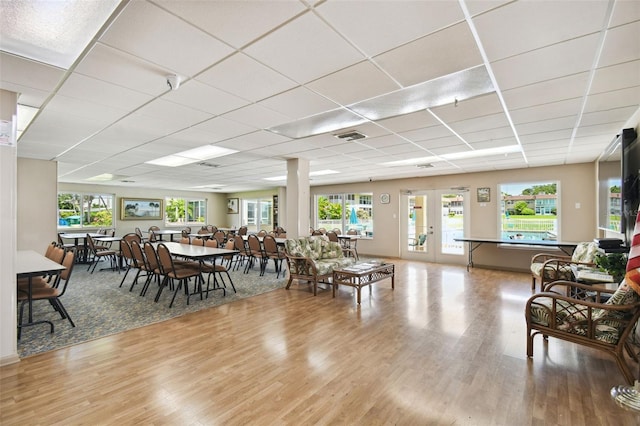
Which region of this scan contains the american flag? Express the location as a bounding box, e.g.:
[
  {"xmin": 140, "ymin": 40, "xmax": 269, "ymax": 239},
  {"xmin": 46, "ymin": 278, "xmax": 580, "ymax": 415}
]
[{"xmin": 625, "ymin": 210, "xmax": 640, "ymax": 295}]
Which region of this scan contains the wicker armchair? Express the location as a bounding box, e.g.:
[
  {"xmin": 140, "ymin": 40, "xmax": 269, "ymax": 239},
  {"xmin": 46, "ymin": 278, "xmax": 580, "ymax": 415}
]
[
  {"xmin": 525, "ymin": 280, "xmax": 640, "ymax": 384},
  {"xmin": 530, "ymin": 241, "xmax": 599, "ymax": 291}
]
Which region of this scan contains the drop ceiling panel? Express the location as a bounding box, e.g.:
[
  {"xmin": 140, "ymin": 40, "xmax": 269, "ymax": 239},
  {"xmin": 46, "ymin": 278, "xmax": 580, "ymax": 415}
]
[
  {"xmin": 586, "ymin": 85, "xmax": 640, "ymax": 112},
  {"xmin": 501, "ymin": 73, "xmax": 590, "ymax": 110},
  {"xmin": 196, "ymin": 53, "xmax": 297, "ymax": 103},
  {"xmin": 597, "ymin": 21, "xmax": 640, "ymax": 68},
  {"xmin": 221, "ymin": 104, "xmax": 291, "ymax": 130},
  {"xmin": 491, "ymin": 33, "xmax": 600, "ymax": 91},
  {"xmin": 0, "ymin": 52, "xmax": 64, "ymax": 93},
  {"xmin": 430, "ymin": 93, "xmax": 503, "ymax": 123},
  {"xmin": 316, "ymin": 0, "xmax": 464, "ymax": 57},
  {"xmin": 244, "ymin": 12, "xmax": 364, "ymax": 84},
  {"xmin": 155, "ymin": 0, "xmax": 305, "ymax": 49},
  {"xmin": 306, "ymin": 61, "xmax": 400, "ymax": 106},
  {"xmin": 448, "ymin": 112, "xmax": 511, "ymax": 134},
  {"xmin": 74, "ymin": 43, "xmax": 169, "ymax": 96},
  {"xmin": 132, "ymin": 98, "xmax": 213, "ymax": 131},
  {"xmin": 161, "ymin": 80, "xmax": 249, "ymax": 116},
  {"xmin": 377, "ymin": 111, "xmax": 440, "ymax": 133},
  {"xmin": 57, "ymin": 73, "xmax": 153, "ymax": 110},
  {"xmin": 258, "ymin": 86, "xmax": 341, "ymax": 120},
  {"xmin": 373, "ymin": 22, "xmax": 483, "ymax": 87},
  {"xmin": 99, "ymin": 0, "xmax": 234, "ymax": 77},
  {"xmin": 189, "ymin": 117, "xmax": 256, "ymax": 142},
  {"xmin": 474, "ymin": 1, "xmax": 609, "ymax": 61},
  {"xmin": 510, "ymin": 98, "xmax": 584, "ymax": 125}
]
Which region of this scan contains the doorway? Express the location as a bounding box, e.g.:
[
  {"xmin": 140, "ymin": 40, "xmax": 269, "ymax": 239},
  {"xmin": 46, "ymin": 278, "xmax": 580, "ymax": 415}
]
[{"xmin": 400, "ymin": 189, "xmax": 467, "ymax": 264}]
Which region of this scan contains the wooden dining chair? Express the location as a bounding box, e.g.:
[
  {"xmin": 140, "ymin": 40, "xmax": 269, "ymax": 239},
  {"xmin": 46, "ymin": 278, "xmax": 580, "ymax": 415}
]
[{"xmin": 246, "ymin": 234, "xmax": 268, "ymax": 275}]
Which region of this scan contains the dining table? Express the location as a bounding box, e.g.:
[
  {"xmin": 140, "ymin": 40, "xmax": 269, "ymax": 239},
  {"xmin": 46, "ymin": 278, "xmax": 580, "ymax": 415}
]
[
  {"xmin": 152, "ymin": 242, "xmax": 238, "ymax": 299},
  {"xmin": 59, "ymin": 232, "xmax": 103, "ymax": 263},
  {"xmin": 17, "ymin": 250, "xmax": 66, "ymax": 337},
  {"xmin": 151, "ymin": 229, "xmax": 182, "ymax": 241}
]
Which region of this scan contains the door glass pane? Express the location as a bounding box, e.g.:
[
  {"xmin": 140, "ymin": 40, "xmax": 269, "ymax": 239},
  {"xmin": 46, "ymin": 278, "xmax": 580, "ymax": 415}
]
[
  {"xmin": 441, "ymin": 193, "xmax": 464, "ymax": 254},
  {"xmin": 259, "ymin": 197, "xmax": 272, "ymax": 230},
  {"xmin": 408, "ymin": 195, "xmax": 428, "ymax": 252}
]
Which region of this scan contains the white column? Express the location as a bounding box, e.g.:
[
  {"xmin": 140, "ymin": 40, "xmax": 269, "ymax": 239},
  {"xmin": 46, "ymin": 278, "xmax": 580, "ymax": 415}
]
[
  {"xmin": 0, "ymin": 90, "xmax": 19, "ymax": 365},
  {"xmin": 285, "ymin": 158, "xmax": 310, "ymax": 239}
]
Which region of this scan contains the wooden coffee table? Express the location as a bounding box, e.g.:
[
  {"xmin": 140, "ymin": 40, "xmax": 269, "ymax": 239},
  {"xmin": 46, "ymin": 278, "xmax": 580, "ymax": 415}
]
[{"xmin": 332, "ymin": 262, "xmax": 394, "ymax": 304}]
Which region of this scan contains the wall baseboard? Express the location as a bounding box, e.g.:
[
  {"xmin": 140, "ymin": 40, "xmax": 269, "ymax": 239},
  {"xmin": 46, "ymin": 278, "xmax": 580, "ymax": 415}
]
[{"xmin": 0, "ymin": 353, "xmax": 20, "ymax": 367}]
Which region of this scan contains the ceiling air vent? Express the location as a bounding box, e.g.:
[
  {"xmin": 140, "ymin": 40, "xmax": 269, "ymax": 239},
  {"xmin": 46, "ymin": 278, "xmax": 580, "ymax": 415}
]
[
  {"xmin": 198, "ymin": 162, "xmax": 219, "ymax": 168},
  {"xmin": 334, "ymin": 130, "xmax": 367, "ymax": 141}
]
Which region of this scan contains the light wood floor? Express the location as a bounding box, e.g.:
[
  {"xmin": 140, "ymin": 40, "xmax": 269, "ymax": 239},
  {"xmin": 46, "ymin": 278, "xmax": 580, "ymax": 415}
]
[{"xmin": 2, "ymin": 260, "xmax": 638, "ymax": 425}]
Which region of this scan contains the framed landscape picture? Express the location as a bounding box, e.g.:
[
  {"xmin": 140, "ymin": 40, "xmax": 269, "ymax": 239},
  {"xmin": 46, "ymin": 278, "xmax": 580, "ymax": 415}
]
[{"xmin": 120, "ymin": 198, "xmax": 163, "ymax": 220}]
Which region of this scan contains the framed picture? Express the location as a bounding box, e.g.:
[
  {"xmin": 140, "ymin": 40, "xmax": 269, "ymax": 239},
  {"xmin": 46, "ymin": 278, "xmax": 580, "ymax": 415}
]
[
  {"xmin": 477, "ymin": 187, "xmax": 490, "ymax": 203},
  {"xmin": 227, "ymin": 198, "xmax": 239, "ymax": 214},
  {"xmin": 120, "ymin": 198, "xmax": 164, "ymax": 220}
]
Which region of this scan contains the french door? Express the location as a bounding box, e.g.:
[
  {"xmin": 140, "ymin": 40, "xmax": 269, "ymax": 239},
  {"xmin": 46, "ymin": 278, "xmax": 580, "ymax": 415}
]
[{"xmin": 400, "ymin": 189, "xmax": 467, "ymax": 264}]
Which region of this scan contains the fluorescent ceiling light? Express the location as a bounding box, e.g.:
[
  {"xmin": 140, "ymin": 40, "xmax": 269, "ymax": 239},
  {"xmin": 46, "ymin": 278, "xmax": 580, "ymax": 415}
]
[
  {"xmin": 264, "ymin": 169, "xmax": 339, "ymax": 181},
  {"xmin": 191, "ymin": 184, "xmax": 226, "ymax": 189},
  {"xmin": 267, "ymin": 66, "xmax": 494, "ymax": 139},
  {"xmin": 16, "ymin": 104, "xmax": 38, "ymax": 140},
  {"xmin": 146, "ymin": 145, "xmax": 237, "ymax": 167},
  {"xmin": 383, "ymin": 145, "xmax": 521, "ymax": 167},
  {"xmin": 86, "ymin": 173, "xmax": 127, "ymax": 182}
]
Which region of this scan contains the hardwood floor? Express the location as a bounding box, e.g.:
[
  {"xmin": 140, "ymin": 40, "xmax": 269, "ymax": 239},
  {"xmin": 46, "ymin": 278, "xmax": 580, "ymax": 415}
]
[{"xmin": 1, "ymin": 260, "xmax": 638, "ymax": 425}]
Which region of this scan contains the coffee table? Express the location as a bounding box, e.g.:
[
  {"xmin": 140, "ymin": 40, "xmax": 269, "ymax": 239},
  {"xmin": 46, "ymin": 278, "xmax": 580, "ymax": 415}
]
[{"xmin": 332, "ymin": 262, "xmax": 394, "ymax": 304}]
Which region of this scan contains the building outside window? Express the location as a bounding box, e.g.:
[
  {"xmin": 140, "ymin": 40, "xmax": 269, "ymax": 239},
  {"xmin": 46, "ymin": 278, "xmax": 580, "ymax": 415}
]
[
  {"xmin": 57, "ymin": 192, "xmax": 114, "ymax": 228},
  {"xmin": 500, "ymin": 182, "xmax": 558, "ymax": 241}
]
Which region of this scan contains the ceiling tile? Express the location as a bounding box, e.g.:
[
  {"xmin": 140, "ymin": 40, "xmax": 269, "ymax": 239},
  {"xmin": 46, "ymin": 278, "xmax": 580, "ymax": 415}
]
[
  {"xmin": 316, "ymin": 0, "xmax": 464, "ymax": 57},
  {"xmin": 373, "ymin": 22, "xmax": 483, "ymax": 87},
  {"xmin": 244, "ymin": 12, "xmax": 364, "ymax": 84},
  {"xmin": 161, "ymin": 79, "xmax": 249, "ymax": 116},
  {"xmin": 155, "ymin": 0, "xmax": 305, "ymax": 48},
  {"xmin": 99, "ymin": 0, "xmax": 234, "ymax": 77},
  {"xmin": 258, "ymin": 86, "xmax": 341, "ymax": 120}
]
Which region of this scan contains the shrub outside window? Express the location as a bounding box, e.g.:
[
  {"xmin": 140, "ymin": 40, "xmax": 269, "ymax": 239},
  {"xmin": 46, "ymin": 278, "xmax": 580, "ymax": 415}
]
[
  {"xmin": 58, "ymin": 192, "xmax": 114, "ymax": 228},
  {"xmin": 165, "ymin": 197, "xmax": 206, "ymax": 226},
  {"xmin": 315, "ymin": 192, "xmax": 374, "ymax": 237}
]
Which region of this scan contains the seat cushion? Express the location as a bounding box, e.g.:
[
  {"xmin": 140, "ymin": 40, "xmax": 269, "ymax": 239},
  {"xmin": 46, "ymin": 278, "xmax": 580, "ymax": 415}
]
[{"xmin": 530, "ymin": 262, "xmax": 573, "ymax": 281}]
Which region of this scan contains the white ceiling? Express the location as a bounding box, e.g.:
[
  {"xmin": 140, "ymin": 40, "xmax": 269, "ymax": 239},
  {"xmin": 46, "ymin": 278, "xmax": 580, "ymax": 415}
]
[{"xmin": 1, "ymin": 0, "xmax": 639, "ymax": 193}]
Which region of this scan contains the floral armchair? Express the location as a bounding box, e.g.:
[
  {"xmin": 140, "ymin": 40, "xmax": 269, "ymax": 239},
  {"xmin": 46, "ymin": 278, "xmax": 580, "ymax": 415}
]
[
  {"xmin": 284, "ymin": 236, "xmax": 356, "ymax": 296},
  {"xmin": 530, "ymin": 241, "xmax": 599, "ymax": 292},
  {"xmin": 525, "ymin": 279, "xmax": 640, "ymax": 384}
]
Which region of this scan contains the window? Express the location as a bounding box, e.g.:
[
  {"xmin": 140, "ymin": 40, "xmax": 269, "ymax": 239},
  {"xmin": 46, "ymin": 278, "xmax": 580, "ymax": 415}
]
[
  {"xmin": 315, "ymin": 192, "xmax": 374, "ymax": 237},
  {"xmin": 165, "ymin": 197, "xmax": 206, "ymax": 226},
  {"xmin": 500, "ymin": 182, "xmax": 558, "ymax": 241},
  {"xmin": 57, "ymin": 192, "xmax": 114, "ymax": 228}
]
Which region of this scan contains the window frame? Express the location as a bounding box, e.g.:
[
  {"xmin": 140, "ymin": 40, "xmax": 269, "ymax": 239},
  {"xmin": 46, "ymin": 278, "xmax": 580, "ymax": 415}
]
[
  {"xmin": 314, "ymin": 192, "xmax": 374, "ymax": 238},
  {"xmin": 164, "ymin": 196, "xmax": 207, "ymax": 227},
  {"xmin": 57, "ymin": 192, "xmax": 115, "ymax": 229},
  {"xmin": 499, "ymin": 181, "xmax": 559, "ymax": 242}
]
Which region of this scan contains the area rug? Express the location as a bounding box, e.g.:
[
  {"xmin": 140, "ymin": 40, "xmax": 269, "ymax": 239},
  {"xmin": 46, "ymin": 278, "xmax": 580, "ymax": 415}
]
[{"xmin": 17, "ymin": 260, "xmax": 287, "ymax": 357}]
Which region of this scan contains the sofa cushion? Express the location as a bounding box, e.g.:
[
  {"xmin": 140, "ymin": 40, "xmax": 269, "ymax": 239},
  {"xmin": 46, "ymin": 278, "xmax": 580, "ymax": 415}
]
[{"xmin": 571, "ymin": 242, "xmax": 599, "ymax": 263}]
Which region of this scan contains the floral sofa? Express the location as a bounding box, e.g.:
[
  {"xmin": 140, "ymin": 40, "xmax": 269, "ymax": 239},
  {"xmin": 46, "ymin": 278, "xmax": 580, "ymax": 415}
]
[
  {"xmin": 525, "ymin": 279, "xmax": 640, "ymax": 384},
  {"xmin": 530, "ymin": 241, "xmax": 599, "ymax": 291},
  {"xmin": 284, "ymin": 235, "xmax": 356, "ymax": 295}
]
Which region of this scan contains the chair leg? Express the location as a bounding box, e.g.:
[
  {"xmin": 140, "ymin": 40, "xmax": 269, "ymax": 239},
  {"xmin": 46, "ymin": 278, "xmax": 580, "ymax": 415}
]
[{"xmin": 52, "ymin": 298, "xmax": 75, "ymax": 328}]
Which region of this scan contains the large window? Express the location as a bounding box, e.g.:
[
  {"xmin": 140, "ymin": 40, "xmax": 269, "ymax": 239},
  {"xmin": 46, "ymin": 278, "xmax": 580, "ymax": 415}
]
[
  {"xmin": 315, "ymin": 192, "xmax": 374, "ymax": 237},
  {"xmin": 57, "ymin": 192, "xmax": 114, "ymax": 228},
  {"xmin": 165, "ymin": 197, "xmax": 206, "ymax": 226},
  {"xmin": 500, "ymin": 182, "xmax": 558, "ymax": 241}
]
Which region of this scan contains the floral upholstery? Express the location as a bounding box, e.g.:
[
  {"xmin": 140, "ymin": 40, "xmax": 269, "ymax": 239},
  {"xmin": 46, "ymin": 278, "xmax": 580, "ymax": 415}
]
[
  {"xmin": 530, "ymin": 242, "xmax": 599, "ymax": 291},
  {"xmin": 284, "ymin": 236, "xmax": 356, "ymax": 295},
  {"xmin": 525, "ymin": 279, "xmax": 640, "ymax": 384}
]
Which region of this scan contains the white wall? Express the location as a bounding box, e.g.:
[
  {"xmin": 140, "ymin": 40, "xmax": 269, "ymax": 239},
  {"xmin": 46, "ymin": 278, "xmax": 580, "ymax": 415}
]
[
  {"xmin": 0, "ymin": 90, "xmax": 18, "ymax": 365},
  {"xmin": 17, "ymin": 158, "xmax": 57, "ymax": 252}
]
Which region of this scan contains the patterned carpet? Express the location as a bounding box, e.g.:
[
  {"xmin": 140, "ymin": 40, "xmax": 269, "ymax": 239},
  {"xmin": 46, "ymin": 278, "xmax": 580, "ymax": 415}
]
[{"xmin": 17, "ymin": 258, "xmax": 287, "ymax": 358}]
